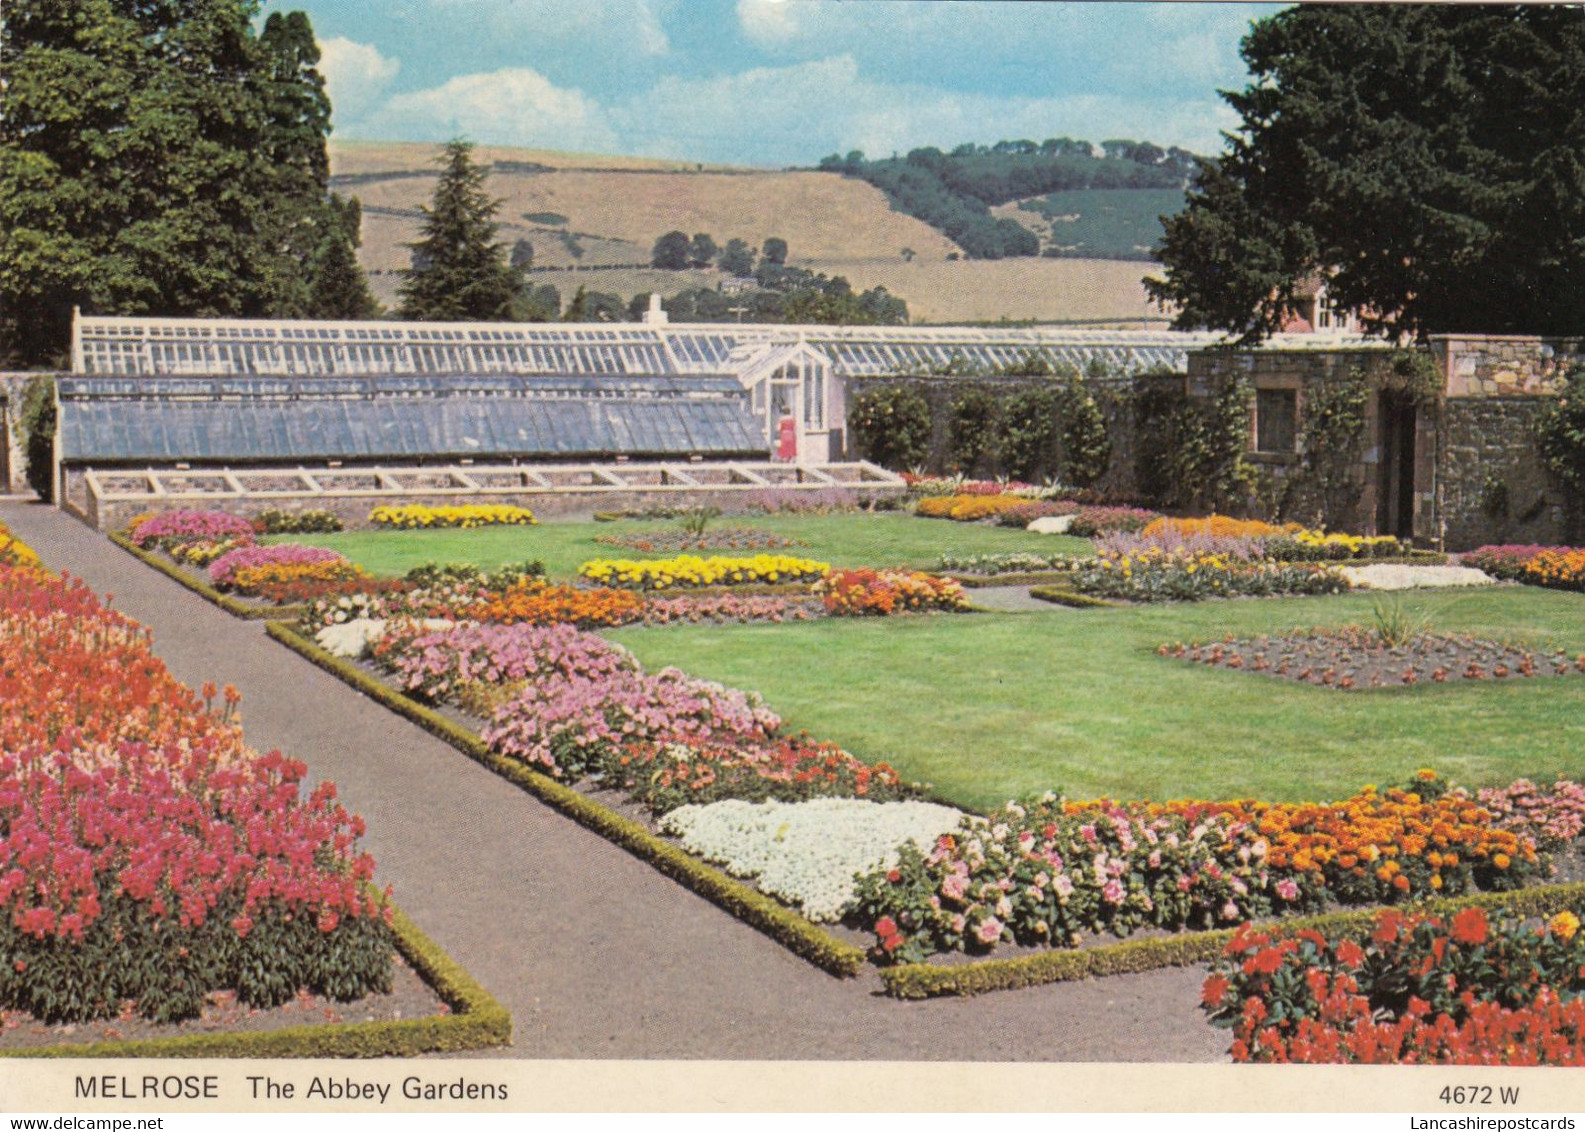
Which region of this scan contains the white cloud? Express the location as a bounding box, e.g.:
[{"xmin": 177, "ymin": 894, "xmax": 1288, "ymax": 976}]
[
  {"xmin": 737, "ymin": 0, "xmax": 804, "ymax": 45},
  {"xmin": 360, "ymin": 67, "xmax": 621, "ymax": 152},
  {"xmin": 318, "ymin": 37, "xmax": 401, "ymax": 127}
]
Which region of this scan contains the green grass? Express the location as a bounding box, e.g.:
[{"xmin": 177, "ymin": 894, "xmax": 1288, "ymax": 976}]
[
  {"xmin": 606, "ymin": 588, "xmax": 1585, "ymax": 811},
  {"xmin": 269, "ymin": 513, "xmax": 1092, "ymax": 580}
]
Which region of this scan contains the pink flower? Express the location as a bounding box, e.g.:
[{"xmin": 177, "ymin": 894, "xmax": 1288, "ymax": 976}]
[{"xmin": 974, "ymin": 917, "xmax": 1004, "ymax": 944}]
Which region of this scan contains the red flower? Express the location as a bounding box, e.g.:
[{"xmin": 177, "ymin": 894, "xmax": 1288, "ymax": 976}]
[
  {"xmin": 1202, "ymin": 975, "xmax": 1231, "ymax": 1007},
  {"xmin": 1451, "ymin": 907, "xmax": 1488, "ymax": 946},
  {"xmin": 874, "ymin": 916, "xmax": 898, "ymax": 938}
]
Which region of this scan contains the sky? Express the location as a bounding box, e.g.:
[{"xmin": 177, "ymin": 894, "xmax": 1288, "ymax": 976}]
[{"xmin": 264, "ymin": 0, "xmax": 1287, "ymax": 167}]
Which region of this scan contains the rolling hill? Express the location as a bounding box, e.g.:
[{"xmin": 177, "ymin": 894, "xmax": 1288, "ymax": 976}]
[{"xmin": 330, "ymin": 140, "xmax": 1172, "ymax": 326}]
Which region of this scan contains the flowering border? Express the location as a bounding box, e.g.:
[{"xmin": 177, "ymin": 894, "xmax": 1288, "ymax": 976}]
[
  {"xmin": 265, "ymin": 622, "xmax": 867, "ymax": 978},
  {"xmin": 1, "ymin": 894, "xmax": 511, "ymax": 1059},
  {"xmin": 878, "ymin": 880, "xmax": 1585, "ymax": 1000},
  {"xmin": 110, "ymin": 533, "xmax": 305, "ymax": 621}
]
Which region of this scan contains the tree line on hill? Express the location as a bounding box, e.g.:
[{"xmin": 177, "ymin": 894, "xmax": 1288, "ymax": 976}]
[
  {"xmin": 0, "ymin": 2, "xmax": 380, "ymax": 367},
  {"xmin": 817, "ymin": 139, "xmax": 1198, "ymax": 260}
]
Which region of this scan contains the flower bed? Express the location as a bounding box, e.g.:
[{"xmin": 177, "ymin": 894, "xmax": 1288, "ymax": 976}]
[
  {"xmin": 253, "ymin": 508, "xmax": 344, "ymax": 534},
  {"xmin": 1460, "ymin": 544, "xmax": 1561, "ymax": 580},
  {"xmin": 0, "ymin": 543, "xmax": 393, "ymax": 1024},
  {"xmin": 660, "ymin": 799, "xmax": 967, "ymax": 922},
  {"xmin": 1073, "ymin": 549, "xmax": 1349, "ymax": 602},
  {"xmin": 208, "ymin": 543, "xmax": 348, "ymax": 589},
  {"xmin": 1160, "ymin": 629, "xmax": 1585, "ymax": 688},
  {"xmin": 1066, "ymin": 506, "xmax": 1161, "ymax": 537},
  {"xmin": 594, "ymin": 528, "xmax": 806, "ymax": 552},
  {"xmin": 1142, "ymin": 516, "xmax": 1301, "ymax": 540},
  {"xmin": 463, "ymin": 578, "xmax": 646, "ymax": 628},
  {"xmin": 937, "ymin": 553, "xmax": 1087, "ymax": 576},
  {"xmin": 578, "ymin": 554, "xmax": 829, "ymax": 591},
  {"xmin": 601, "ymin": 736, "xmax": 918, "ymax": 815},
  {"xmin": 641, "ymin": 594, "xmax": 822, "ymax": 625},
  {"xmin": 817, "ymin": 568, "xmax": 969, "ymax": 616},
  {"xmin": 1203, "ymin": 906, "xmax": 1585, "ymax": 1063},
  {"xmin": 1478, "ymin": 780, "xmax": 1585, "ymax": 853},
  {"xmin": 848, "ymin": 776, "xmax": 1542, "ymax": 965},
  {"xmin": 129, "ymin": 509, "xmax": 257, "ymax": 548},
  {"xmin": 368, "ymin": 504, "xmax": 537, "ymax": 529},
  {"xmin": 915, "ymin": 494, "xmax": 1034, "ymax": 522}
]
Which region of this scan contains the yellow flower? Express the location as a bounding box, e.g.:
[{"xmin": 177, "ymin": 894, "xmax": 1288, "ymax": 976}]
[{"xmin": 1550, "ymin": 911, "xmax": 1580, "ymax": 942}]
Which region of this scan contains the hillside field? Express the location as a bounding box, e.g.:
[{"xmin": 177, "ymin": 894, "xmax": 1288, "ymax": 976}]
[{"xmin": 334, "ymin": 140, "xmax": 1169, "ymax": 325}]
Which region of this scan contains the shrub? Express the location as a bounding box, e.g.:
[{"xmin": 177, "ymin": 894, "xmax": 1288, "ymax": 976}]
[
  {"xmin": 1538, "ymin": 364, "xmax": 1585, "ymax": 500},
  {"xmin": 1057, "ymin": 377, "xmax": 1112, "ymax": 488},
  {"xmin": 998, "ymin": 386, "xmax": 1060, "ymax": 482},
  {"xmin": 848, "ymin": 385, "xmax": 932, "ymax": 471},
  {"xmin": 945, "ymin": 386, "xmax": 1000, "ymax": 476}
]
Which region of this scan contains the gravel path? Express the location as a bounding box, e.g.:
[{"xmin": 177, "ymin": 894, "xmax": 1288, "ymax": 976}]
[{"xmin": 2, "ymin": 502, "xmax": 1226, "ymax": 1063}]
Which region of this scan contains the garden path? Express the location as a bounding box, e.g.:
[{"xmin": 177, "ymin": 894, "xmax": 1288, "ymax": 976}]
[
  {"xmin": 963, "ymin": 585, "xmax": 1064, "ymax": 613},
  {"xmin": 1, "ymin": 501, "xmax": 1226, "ymax": 1063}
]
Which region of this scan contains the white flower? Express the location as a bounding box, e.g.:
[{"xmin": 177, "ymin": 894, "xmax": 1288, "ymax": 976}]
[{"xmin": 660, "ymin": 799, "xmax": 966, "ymax": 921}]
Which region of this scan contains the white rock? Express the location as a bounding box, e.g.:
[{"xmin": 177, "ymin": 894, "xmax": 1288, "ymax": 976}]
[
  {"xmin": 1341, "ymin": 564, "xmax": 1496, "ymax": 591},
  {"xmin": 1028, "ymin": 515, "xmax": 1076, "ymax": 535},
  {"xmin": 314, "ymin": 617, "xmax": 454, "ymax": 658}
]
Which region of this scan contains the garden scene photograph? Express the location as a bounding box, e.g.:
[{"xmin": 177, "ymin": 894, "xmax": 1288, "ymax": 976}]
[{"xmin": 2, "ymin": 0, "xmax": 1585, "ymax": 1116}]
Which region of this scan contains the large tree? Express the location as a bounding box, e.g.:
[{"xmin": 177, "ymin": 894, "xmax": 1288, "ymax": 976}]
[
  {"xmin": 1147, "ymin": 6, "xmax": 1585, "ymax": 342},
  {"xmin": 0, "ymin": 1, "xmax": 372, "ymax": 365},
  {"xmin": 398, "ymin": 140, "xmax": 520, "ymax": 321}
]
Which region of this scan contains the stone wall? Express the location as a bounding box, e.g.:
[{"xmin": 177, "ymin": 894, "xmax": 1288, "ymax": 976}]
[
  {"xmin": 0, "ymin": 372, "xmax": 47, "ymax": 496},
  {"xmin": 1439, "ymin": 397, "xmax": 1575, "ymax": 549},
  {"xmin": 1434, "ymin": 336, "xmax": 1585, "ymax": 398},
  {"xmin": 66, "ymin": 474, "xmax": 907, "ymax": 533}
]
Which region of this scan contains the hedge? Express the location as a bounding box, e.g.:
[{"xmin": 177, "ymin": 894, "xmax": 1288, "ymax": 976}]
[
  {"xmin": 109, "ymin": 533, "xmax": 305, "ymax": 622},
  {"xmin": 265, "ymin": 623, "xmax": 868, "ymax": 978},
  {"xmin": 1028, "ymin": 586, "xmax": 1118, "ymax": 609},
  {"xmin": 879, "ymin": 880, "xmax": 1585, "ymax": 999},
  {"xmin": 951, "ymin": 571, "xmax": 1077, "ymax": 589},
  {"xmin": 3, "ymin": 895, "xmax": 511, "ymax": 1058}
]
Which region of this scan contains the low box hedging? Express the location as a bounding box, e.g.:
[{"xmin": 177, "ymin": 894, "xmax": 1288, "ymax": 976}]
[
  {"xmin": 1028, "ymin": 586, "xmax": 1117, "ymax": 609},
  {"xmin": 3, "ymin": 896, "xmax": 511, "ymax": 1058},
  {"xmin": 109, "ymin": 533, "xmax": 304, "ymax": 621},
  {"xmin": 880, "ymin": 880, "xmax": 1585, "ymax": 999},
  {"xmin": 953, "ymin": 571, "xmax": 1076, "ymax": 589},
  {"xmin": 265, "ymin": 622, "xmax": 867, "ymax": 978}
]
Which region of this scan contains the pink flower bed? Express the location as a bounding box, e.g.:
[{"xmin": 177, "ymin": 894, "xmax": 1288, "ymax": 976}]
[
  {"xmin": 208, "ymin": 543, "xmax": 345, "ymax": 588},
  {"xmin": 1477, "ymin": 779, "xmax": 1585, "ymax": 852},
  {"xmin": 642, "ymin": 595, "xmax": 821, "ymax": 625},
  {"xmin": 372, "ymin": 621, "xmax": 635, "ymax": 703},
  {"xmin": 131, "ymin": 509, "xmax": 257, "ymax": 547},
  {"xmin": 480, "ymin": 667, "xmax": 781, "ymax": 780}
]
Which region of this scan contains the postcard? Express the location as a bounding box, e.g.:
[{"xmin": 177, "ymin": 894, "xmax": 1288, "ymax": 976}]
[{"xmin": 0, "ymin": 0, "xmax": 1582, "ymax": 1117}]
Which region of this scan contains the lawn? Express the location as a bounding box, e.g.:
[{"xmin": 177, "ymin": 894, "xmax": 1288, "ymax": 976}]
[
  {"xmin": 270, "ymin": 513, "xmax": 1092, "ymax": 580},
  {"xmin": 606, "ymin": 587, "xmax": 1585, "ymax": 811}
]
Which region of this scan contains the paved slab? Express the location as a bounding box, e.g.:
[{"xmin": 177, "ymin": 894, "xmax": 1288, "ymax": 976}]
[
  {"xmin": 1, "ymin": 501, "xmax": 1226, "ymax": 1063},
  {"xmin": 967, "ymin": 585, "xmax": 1068, "ymax": 613}
]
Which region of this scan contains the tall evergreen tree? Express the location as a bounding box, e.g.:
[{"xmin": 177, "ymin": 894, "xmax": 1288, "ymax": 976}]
[
  {"xmin": 1148, "ymin": 6, "xmax": 1585, "ymax": 341},
  {"xmin": 398, "ymin": 140, "xmax": 520, "ymax": 321},
  {"xmin": 0, "ymin": 1, "xmax": 374, "ymax": 365},
  {"xmin": 309, "ymin": 196, "xmax": 380, "ymax": 320}
]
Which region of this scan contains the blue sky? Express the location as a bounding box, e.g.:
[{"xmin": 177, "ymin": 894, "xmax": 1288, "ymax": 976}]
[{"xmin": 266, "ymin": 1, "xmax": 1285, "ymax": 166}]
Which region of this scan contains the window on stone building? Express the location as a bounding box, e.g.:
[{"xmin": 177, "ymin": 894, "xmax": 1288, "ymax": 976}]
[{"xmin": 1255, "ymin": 388, "xmax": 1298, "ymax": 454}]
